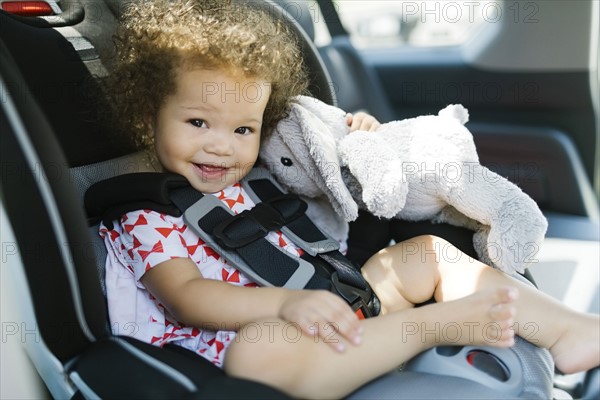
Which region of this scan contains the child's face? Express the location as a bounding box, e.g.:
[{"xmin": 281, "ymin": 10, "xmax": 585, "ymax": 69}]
[{"xmin": 153, "ymin": 68, "xmax": 270, "ymax": 193}]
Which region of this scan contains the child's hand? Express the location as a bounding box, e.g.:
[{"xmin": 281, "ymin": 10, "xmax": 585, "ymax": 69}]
[
  {"xmin": 279, "ymin": 290, "xmax": 363, "ymax": 352},
  {"xmin": 346, "ymin": 112, "xmax": 381, "ymax": 132}
]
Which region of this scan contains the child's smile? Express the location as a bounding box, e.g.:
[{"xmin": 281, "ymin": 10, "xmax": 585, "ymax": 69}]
[{"xmin": 153, "ymin": 68, "xmax": 271, "ymax": 193}]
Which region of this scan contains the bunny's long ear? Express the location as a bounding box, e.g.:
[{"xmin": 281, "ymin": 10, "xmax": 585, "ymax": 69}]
[{"xmin": 281, "ymin": 100, "xmax": 359, "ymax": 221}]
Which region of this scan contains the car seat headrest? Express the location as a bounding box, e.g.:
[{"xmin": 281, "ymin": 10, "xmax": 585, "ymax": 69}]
[
  {"xmin": 274, "ymin": 0, "xmax": 315, "ymax": 41},
  {"xmin": 245, "ymin": 0, "xmax": 336, "ymax": 106},
  {"xmin": 0, "ymin": 11, "xmax": 133, "ymax": 166}
]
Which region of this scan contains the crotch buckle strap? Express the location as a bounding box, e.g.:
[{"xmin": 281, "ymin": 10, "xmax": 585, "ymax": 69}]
[{"xmin": 331, "ymin": 272, "xmax": 381, "ymax": 319}]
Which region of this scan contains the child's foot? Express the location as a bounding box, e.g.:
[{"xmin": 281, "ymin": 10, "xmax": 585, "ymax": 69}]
[
  {"xmin": 549, "ymin": 313, "xmax": 600, "ymax": 374},
  {"xmin": 433, "ymin": 287, "xmax": 518, "ymax": 348}
]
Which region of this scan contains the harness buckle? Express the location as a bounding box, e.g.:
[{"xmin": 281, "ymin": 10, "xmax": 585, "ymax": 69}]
[
  {"xmin": 330, "ymin": 272, "xmax": 380, "ymax": 319},
  {"xmin": 183, "ymin": 194, "xmax": 315, "ymax": 289},
  {"xmin": 213, "ymin": 195, "xmax": 307, "ymax": 249},
  {"xmin": 241, "ymin": 169, "xmax": 340, "ymax": 256}
]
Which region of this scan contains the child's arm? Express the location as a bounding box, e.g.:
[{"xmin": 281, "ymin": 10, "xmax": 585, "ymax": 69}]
[
  {"xmin": 346, "ymin": 112, "xmax": 381, "ymax": 132},
  {"xmin": 141, "ymin": 257, "xmax": 363, "ymax": 351}
]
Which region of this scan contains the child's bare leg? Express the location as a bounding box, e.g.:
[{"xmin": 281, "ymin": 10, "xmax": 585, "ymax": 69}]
[
  {"xmin": 362, "ymin": 235, "xmax": 600, "ymax": 374},
  {"xmin": 225, "ymin": 287, "xmax": 516, "ymax": 400}
]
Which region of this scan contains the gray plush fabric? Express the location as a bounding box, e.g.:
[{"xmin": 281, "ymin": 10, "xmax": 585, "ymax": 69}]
[{"xmin": 260, "ymin": 96, "xmax": 548, "ymax": 274}]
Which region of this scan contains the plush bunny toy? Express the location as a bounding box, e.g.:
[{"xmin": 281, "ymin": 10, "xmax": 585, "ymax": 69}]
[{"xmin": 259, "ymin": 95, "xmax": 548, "ymax": 274}]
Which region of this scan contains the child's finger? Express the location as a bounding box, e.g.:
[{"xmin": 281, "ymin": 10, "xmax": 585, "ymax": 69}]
[
  {"xmin": 319, "ymin": 303, "xmax": 363, "ymax": 349},
  {"xmin": 358, "ymin": 115, "xmax": 380, "ymax": 132},
  {"xmin": 319, "ymin": 325, "xmax": 347, "ymax": 352},
  {"xmin": 348, "ymin": 113, "xmax": 366, "ymax": 132},
  {"xmin": 346, "ymin": 113, "xmax": 353, "ymax": 127},
  {"xmin": 348, "ymin": 112, "xmax": 381, "ymax": 132},
  {"xmin": 365, "ymin": 119, "xmax": 381, "ymax": 132},
  {"xmin": 333, "ymin": 318, "xmax": 363, "ymax": 347},
  {"xmin": 294, "ymin": 319, "xmax": 345, "ymax": 352},
  {"xmin": 350, "ymin": 113, "xmax": 365, "ymax": 131},
  {"xmin": 317, "ymin": 319, "xmax": 362, "ymax": 352}
]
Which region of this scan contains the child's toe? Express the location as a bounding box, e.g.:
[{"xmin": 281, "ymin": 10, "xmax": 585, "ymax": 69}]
[
  {"xmin": 496, "ymin": 286, "xmax": 519, "ymax": 304},
  {"xmin": 489, "ymin": 303, "xmax": 516, "ymax": 322}
]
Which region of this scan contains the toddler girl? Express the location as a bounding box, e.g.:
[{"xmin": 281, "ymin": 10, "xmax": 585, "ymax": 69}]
[{"xmin": 101, "ymin": 1, "xmax": 599, "ymax": 398}]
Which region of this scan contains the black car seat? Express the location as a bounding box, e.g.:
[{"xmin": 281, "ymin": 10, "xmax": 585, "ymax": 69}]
[
  {"xmin": 0, "ymin": 0, "xmax": 317, "ymax": 398},
  {"xmin": 1, "ymin": 0, "xmax": 555, "ymax": 398}
]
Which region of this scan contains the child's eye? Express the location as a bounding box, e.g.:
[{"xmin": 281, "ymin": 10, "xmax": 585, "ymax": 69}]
[
  {"xmin": 234, "ymin": 127, "xmax": 254, "ymax": 135},
  {"xmin": 189, "ymin": 119, "xmax": 206, "ymax": 128}
]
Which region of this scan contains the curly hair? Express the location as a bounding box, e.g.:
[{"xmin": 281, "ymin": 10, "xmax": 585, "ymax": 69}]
[{"xmin": 104, "ymin": 0, "xmax": 308, "ymax": 149}]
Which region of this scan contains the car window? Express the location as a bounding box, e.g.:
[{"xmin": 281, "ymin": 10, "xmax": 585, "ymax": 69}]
[{"xmin": 325, "ymin": 0, "xmax": 527, "ymax": 48}]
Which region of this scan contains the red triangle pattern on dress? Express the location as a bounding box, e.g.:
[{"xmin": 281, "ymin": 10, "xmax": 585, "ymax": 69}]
[
  {"xmin": 124, "ymin": 214, "xmax": 148, "ymax": 234},
  {"xmin": 218, "ymin": 183, "xmax": 246, "ymax": 210},
  {"xmin": 204, "ymin": 246, "xmax": 220, "ymax": 261},
  {"xmin": 138, "ymin": 240, "xmax": 164, "ymax": 262},
  {"xmin": 222, "ymin": 268, "xmax": 240, "ymax": 283}
]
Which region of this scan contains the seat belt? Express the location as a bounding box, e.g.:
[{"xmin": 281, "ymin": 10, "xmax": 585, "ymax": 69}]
[
  {"xmin": 85, "ymin": 169, "xmax": 380, "ymax": 318},
  {"xmin": 315, "ymin": 0, "xmax": 348, "ymax": 37}
]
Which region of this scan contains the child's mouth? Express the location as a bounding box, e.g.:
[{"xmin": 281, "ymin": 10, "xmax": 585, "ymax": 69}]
[{"xmin": 194, "ymin": 163, "xmax": 229, "ymax": 180}]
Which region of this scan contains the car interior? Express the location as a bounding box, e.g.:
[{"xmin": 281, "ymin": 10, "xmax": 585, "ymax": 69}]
[{"xmin": 1, "ymin": 0, "xmax": 598, "ymax": 399}]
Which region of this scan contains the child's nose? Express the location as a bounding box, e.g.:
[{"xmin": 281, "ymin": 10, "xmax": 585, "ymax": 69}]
[{"xmin": 204, "ymin": 130, "xmax": 234, "ymax": 155}]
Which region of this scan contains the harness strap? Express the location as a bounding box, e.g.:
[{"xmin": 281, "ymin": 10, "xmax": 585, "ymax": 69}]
[
  {"xmin": 85, "ymin": 170, "xmax": 380, "ymax": 317},
  {"xmin": 240, "ymin": 169, "xmax": 379, "ymax": 317},
  {"xmin": 169, "ymin": 186, "xmax": 325, "ymax": 290},
  {"xmin": 241, "ymin": 169, "xmax": 368, "ymax": 291},
  {"xmin": 85, "ymin": 172, "xmax": 188, "ymax": 228}
]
